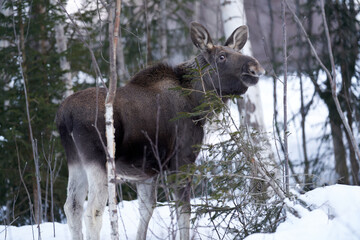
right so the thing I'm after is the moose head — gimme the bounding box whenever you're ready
[189,22,265,96]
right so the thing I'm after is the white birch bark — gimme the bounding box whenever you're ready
[52,0,73,97]
[220,0,280,197]
[160,0,167,61]
[105,104,118,240]
[116,30,129,82]
[220,0,266,135]
[55,23,73,98]
[105,1,121,239]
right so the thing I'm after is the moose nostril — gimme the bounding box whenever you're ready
[248,65,258,76]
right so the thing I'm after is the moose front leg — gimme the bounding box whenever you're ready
[173,179,192,240]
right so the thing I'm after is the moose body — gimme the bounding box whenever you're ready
[56,22,264,240]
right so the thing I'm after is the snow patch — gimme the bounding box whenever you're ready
[245,184,360,240]
[1,185,360,240]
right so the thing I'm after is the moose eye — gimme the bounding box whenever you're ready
[219,55,226,61]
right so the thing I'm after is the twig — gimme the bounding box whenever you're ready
[14,137,35,240]
[0,217,19,236]
[42,135,57,237]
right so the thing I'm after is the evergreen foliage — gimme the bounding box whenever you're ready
[0,0,68,225]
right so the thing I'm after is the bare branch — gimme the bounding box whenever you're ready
[281,0,290,196]
[285,0,360,171]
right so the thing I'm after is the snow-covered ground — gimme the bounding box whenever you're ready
[246,184,360,240]
[1,184,359,240]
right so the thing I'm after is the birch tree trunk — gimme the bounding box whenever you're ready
[144,0,152,65]
[50,0,72,96]
[116,29,129,82]
[105,1,122,239]
[159,0,167,61]
[220,0,280,198]
[55,23,73,97]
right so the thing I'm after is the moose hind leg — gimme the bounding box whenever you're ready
[64,164,89,240]
[84,164,108,240]
[173,181,191,240]
[136,177,157,240]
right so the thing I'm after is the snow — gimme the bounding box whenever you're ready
[245,184,360,240]
[1,184,360,240]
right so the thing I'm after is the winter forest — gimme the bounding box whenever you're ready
[1,0,360,239]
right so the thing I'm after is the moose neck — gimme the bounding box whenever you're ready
[174,54,226,125]
[175,54,215,105]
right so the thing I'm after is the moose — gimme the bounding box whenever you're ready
[56,22,264,240]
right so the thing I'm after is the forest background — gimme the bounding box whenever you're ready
[0,0,359,237]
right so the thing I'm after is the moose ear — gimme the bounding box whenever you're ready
[190,22,214,51]
[225,25,248,51]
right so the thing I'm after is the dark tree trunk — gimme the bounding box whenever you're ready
[32,175,41,224]
[330,119,349,184]
[341,66,359,185]
[300,76,312,189]
[344,117,359,185]
[316,74,350,185]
